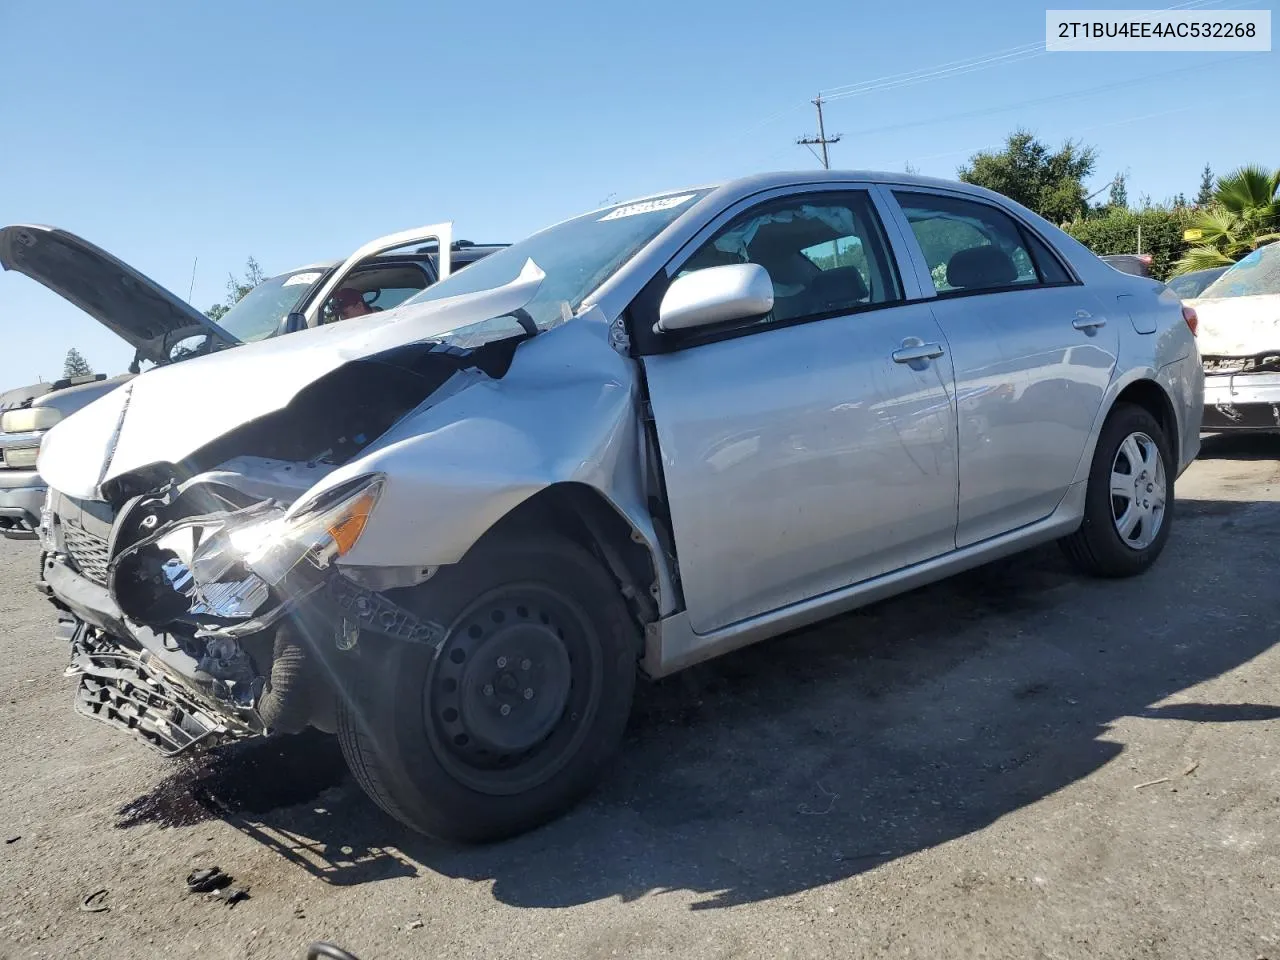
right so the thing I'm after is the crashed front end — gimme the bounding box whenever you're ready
[41,468,447,754]
[35,261,660,760]
[35,264,571,755]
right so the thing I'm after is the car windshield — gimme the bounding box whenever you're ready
[1167,268,1226,299]
[1199,244,1280,299]
[216,267,330,342]
[399,189,713,330]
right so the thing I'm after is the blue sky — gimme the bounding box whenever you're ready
[1,0,1275,382]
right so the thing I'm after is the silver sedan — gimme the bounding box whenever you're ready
[26,172,1203,842]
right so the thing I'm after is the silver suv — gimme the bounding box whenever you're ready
[22,172,1203,843]
[0,375,127,538]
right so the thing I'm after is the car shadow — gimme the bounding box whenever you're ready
[116,495,1280,908]
[1198,432,1280,461]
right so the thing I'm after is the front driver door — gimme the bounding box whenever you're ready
[639,187,960,635]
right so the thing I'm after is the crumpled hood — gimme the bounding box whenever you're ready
[38,261,545,500]
[1188,293,1280,357]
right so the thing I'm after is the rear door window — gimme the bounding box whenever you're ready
[893,192,1068,294]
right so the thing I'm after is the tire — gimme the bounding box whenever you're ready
[1060,402,1174,578]
[336,533,638,843]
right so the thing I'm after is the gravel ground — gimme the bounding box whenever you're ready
[1,434,1278,960]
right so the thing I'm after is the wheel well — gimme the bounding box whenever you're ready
[1114,379,1179,465]
[477,484,660,630]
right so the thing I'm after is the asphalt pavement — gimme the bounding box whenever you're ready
[1,434,1278,960]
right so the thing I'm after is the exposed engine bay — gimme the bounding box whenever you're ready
[43,334,528,753]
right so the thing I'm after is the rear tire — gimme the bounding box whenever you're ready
[336,533,638,843]
[1060,402,1174,578]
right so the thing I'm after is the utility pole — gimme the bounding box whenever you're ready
[797,94,841,169]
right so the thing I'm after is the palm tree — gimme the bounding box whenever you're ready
[1172,165,1280,274]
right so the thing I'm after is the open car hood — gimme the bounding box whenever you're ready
[38,260,546,500]
[1187,292,1280,358]
[0,224,239,365]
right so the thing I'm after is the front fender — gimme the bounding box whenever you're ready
[306,319,674,612]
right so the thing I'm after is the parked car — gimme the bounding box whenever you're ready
[1185,243,1280,431]
[1,375,122,538]
[1166,265,1228,301]
[0,223,504,535]
[20,172,1202,843]
[1100,253,1153,277]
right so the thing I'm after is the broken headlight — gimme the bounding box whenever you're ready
[195,475,385,589]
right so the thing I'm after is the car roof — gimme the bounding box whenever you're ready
[560,170,1049,238]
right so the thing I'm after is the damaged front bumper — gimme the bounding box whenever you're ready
[42,484,446,756]
[65,615,260,755]
[1202,370,1280,432]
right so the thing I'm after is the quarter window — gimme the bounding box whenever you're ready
[894,192,1067,294]
[677,192,902,326]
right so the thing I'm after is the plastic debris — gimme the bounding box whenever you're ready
[187,867,232,893]
[210,885,250,907]
[80,889,110,913]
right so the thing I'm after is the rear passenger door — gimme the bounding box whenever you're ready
[885,188,1118,547]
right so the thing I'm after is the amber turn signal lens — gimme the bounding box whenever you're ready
[1181,305,1198,337]
[326,488,379,556]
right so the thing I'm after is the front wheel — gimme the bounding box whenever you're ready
[1060,402,1174,577]
[336,534,638,843]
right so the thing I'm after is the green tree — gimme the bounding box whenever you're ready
[62,347,93,379]
[1196,163,1214,206]
[1108,172,1128,210]
[1173,165,1280,274]
[958,130,1097,224]
[205,256,266,321]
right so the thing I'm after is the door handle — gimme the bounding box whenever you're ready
[891,341,945,364]
[1072,311,1107,331]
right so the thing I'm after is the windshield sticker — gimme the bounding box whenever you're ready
[598,194,697,221]
[283,271,322,286]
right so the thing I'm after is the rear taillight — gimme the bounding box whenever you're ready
[1182,305,1198,336]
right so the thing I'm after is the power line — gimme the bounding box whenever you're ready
[796,94,841,169]
[836,52,1251,143]
[792,0,1238,166]
[814,0,1225,106]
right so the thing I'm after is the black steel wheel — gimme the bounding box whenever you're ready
[337,532,638,842]
[425,585,602,795]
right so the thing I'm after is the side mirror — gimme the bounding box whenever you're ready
[284,311,306,334]
[657,263,774,333]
